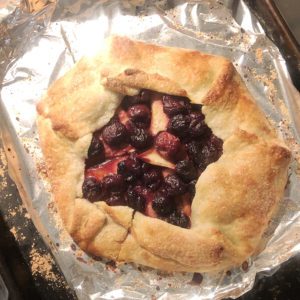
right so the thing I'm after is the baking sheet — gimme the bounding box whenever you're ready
[1,0,300,299]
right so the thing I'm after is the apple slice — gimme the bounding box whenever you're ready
[138,148,175,169]
[150,98,169,135]
[85,156,127,181]
[102,139,134,159]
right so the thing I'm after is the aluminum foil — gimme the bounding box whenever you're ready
[1,0,300,299]
[0,1,19,21]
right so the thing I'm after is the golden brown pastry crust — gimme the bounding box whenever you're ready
[36,36,291,272]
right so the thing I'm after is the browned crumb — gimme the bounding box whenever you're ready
[7,204,30,221]
[255,48,263,64]
[105,260,117,272]
[76,257,88,264]
[10,226,26,241]
[0,148,8,191]
[29,245,69,289]
[24,212,31,219]
[241,261,249,272]
[36,161,48,178]
[73,248,87,265]
[29,245,57,282]
[9,209,17,217]
[189,272,203,285]
[47,201,57,214]
[251,68,278,103]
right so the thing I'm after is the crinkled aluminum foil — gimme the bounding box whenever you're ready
[1,1,300,299]
[0,1,19,21]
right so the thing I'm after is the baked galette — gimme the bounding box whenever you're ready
[37,36,291,272]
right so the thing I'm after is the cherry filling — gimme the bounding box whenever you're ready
[83,90,223,229]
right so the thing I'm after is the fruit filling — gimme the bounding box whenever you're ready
[82,90,223,228]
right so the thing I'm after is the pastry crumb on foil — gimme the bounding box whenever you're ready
[0,0,300,299]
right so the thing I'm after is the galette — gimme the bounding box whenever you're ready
[37,36,291,272]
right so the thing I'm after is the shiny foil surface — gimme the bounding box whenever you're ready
[0,1,300,299]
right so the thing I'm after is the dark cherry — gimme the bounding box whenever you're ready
[152,194,175,216]
[143,167,163,191]
[187,180,197,198]
[126,185,146,212]
[88,134,104,157]
[162,95,190,116]
[102,119,128,147]
[130,130,152,149]
[127,122,153,150]
[102,174,125,194]
[155,131,181,161]
[125,120,137,133]
[186,135,223,170]
[166,211,191,228]
[82,177,102,202]
[164,174,187,196]
[191,103,203,112]
[128,104,151,125]
[141,161,151,172]
[106,194,127,206]
[175,160,198,183]
[197,135,223,170]
[185,140,203,168]
[121,90,151,110]
[117,153,143,183]
[167,114,191,138]
[85,135,105,167]
[189,112,209,138]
